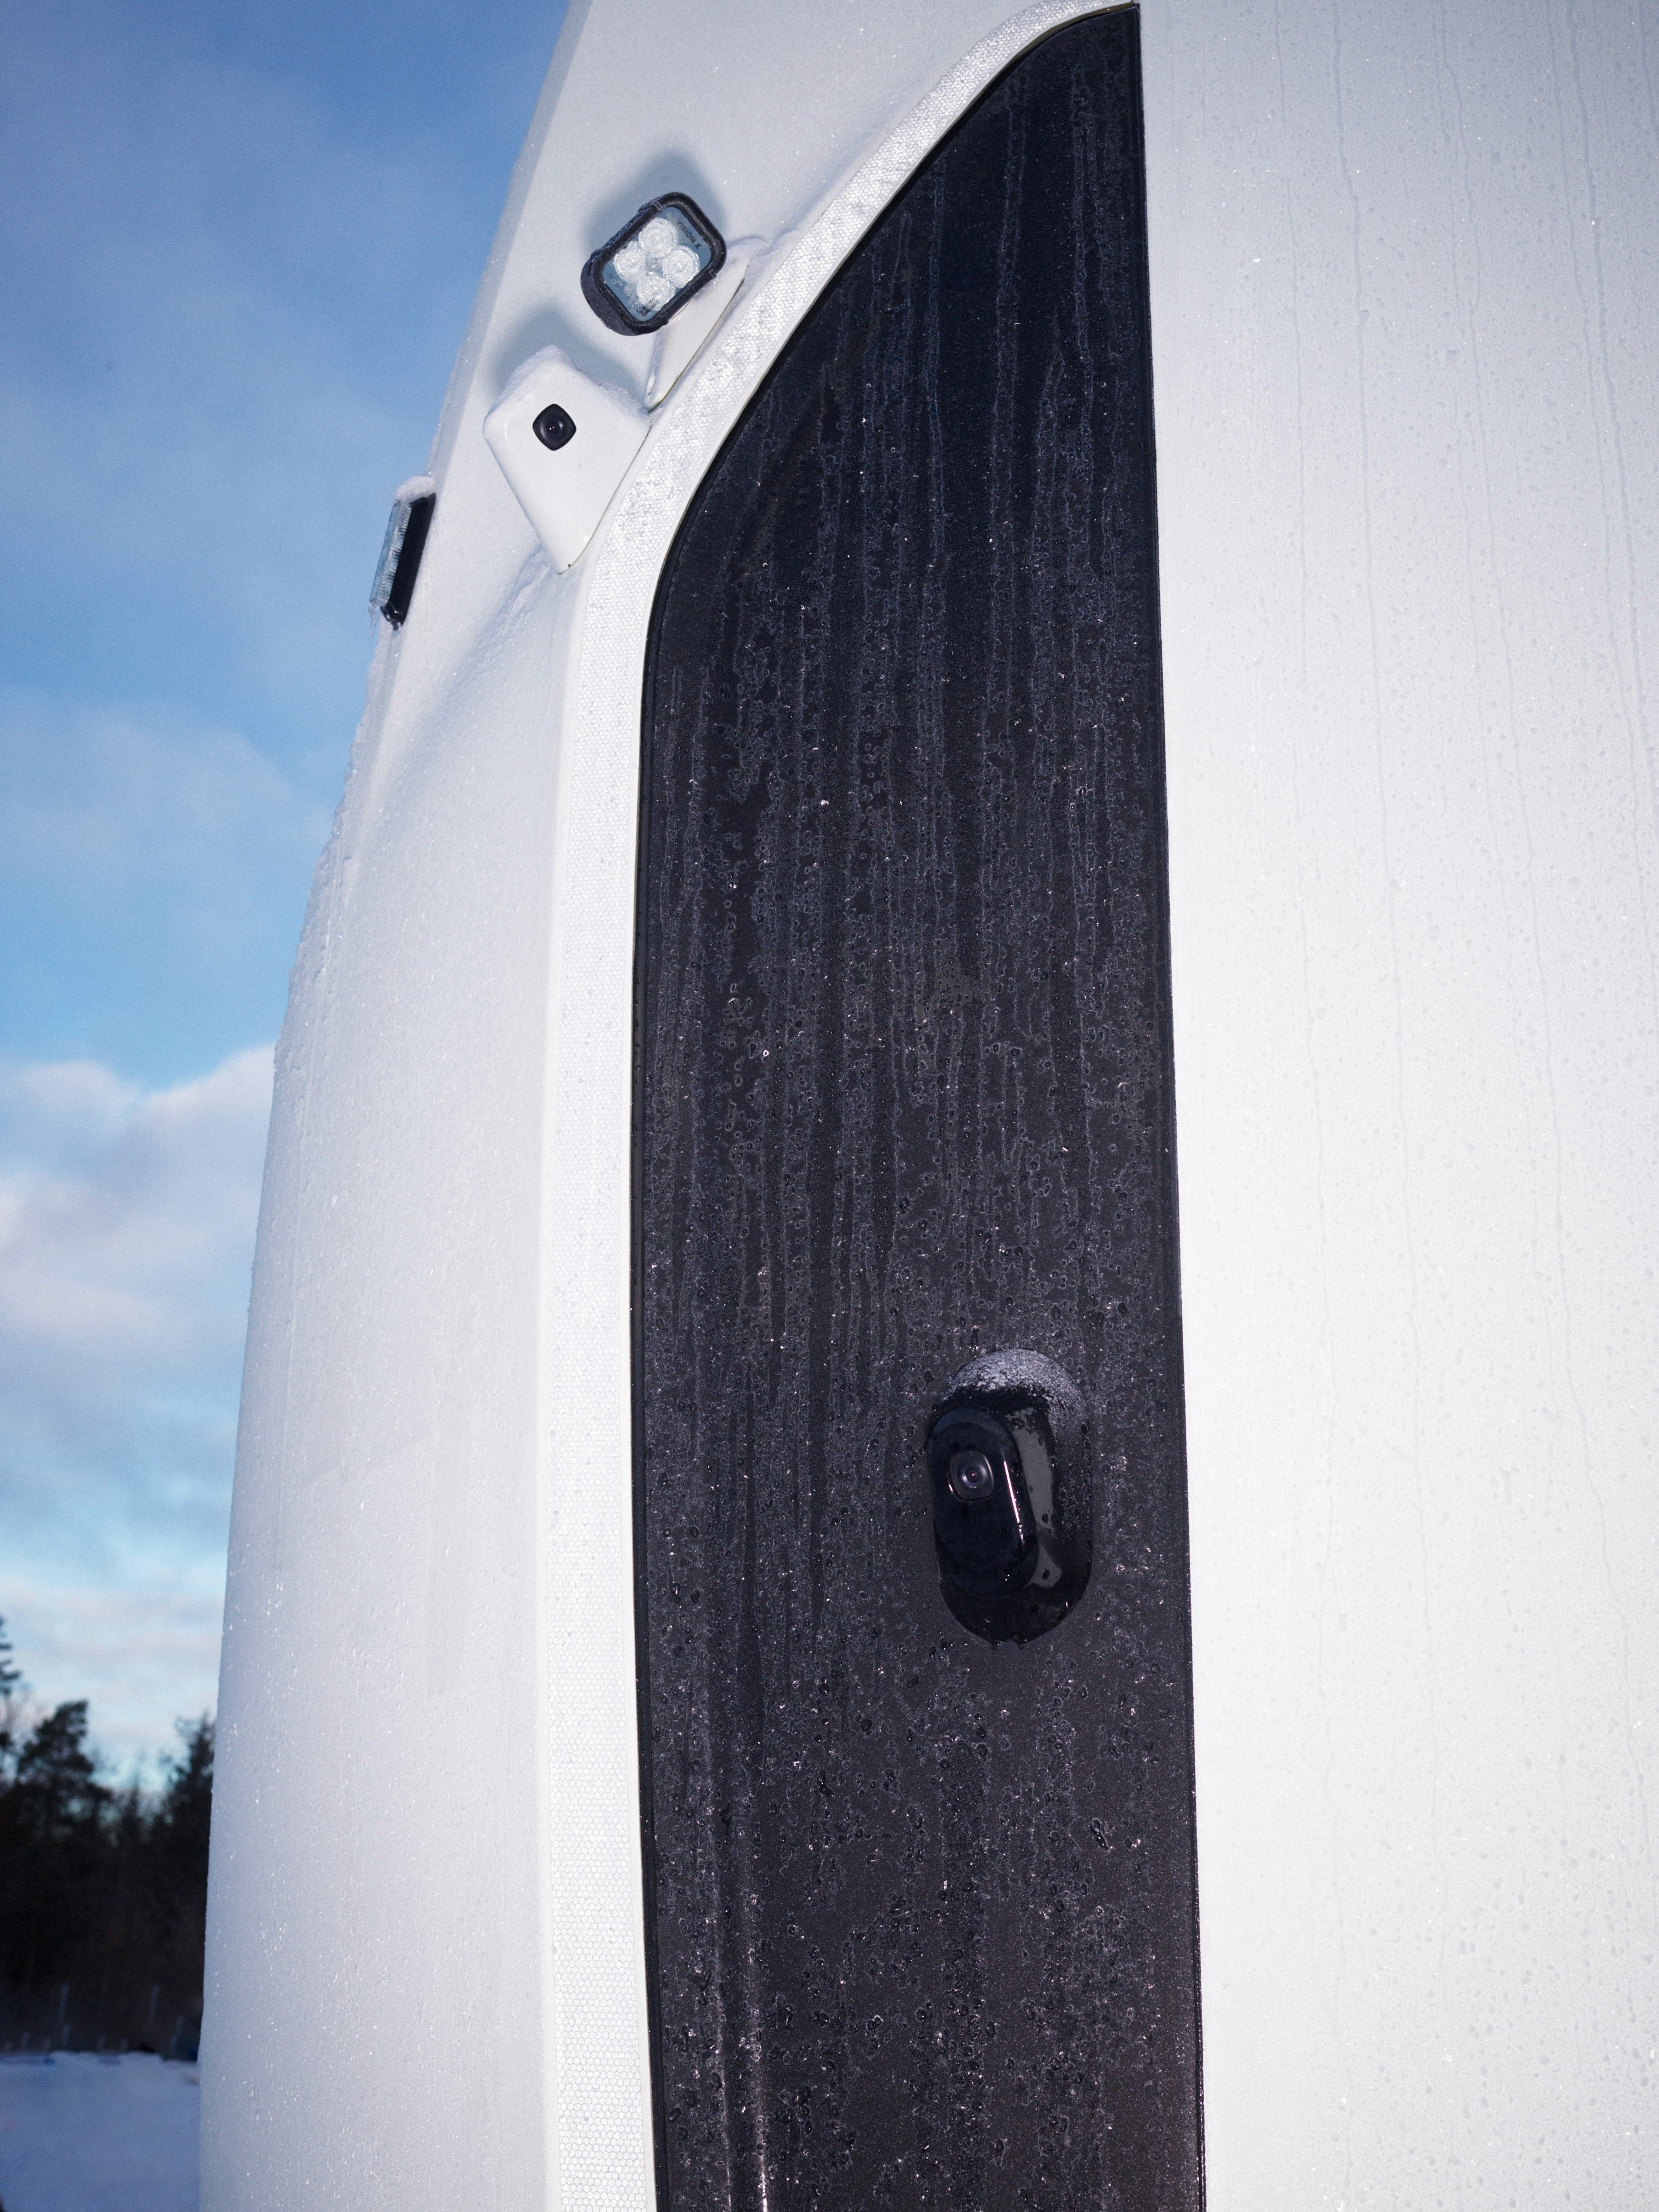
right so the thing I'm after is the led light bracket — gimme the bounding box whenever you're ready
[581,193,726,337]
[645,241,754,408]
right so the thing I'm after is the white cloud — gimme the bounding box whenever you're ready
[0,1583,224,1781]
[0,1047,270,1361]
[0,1045,272,1763]
[0,694,329,898]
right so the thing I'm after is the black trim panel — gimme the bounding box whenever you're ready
[634,15,1201,2206]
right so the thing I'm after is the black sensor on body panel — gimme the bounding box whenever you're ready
[927,1350,1092,1643]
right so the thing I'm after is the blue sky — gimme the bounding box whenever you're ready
[1,0,563,1770]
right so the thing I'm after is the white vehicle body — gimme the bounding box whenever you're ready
[204,0,1659,2203]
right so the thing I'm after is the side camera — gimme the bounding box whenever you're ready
[924,1351,1091,1645]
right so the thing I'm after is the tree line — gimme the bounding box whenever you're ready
[0,1615,211,2060]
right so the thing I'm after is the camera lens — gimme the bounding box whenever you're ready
[947,1448,996,1504]
[532,403,577,451]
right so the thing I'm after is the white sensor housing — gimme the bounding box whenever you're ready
[483,346,648,572]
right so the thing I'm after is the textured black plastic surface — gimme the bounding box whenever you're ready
[635,13,1200,2208]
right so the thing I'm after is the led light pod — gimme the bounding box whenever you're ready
[370,478,435,627]
[581,193,726,336]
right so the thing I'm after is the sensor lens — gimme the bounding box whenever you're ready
[533,403,576,451]
[947,1448,997,1504]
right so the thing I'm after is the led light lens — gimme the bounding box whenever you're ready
[370,483,435,628]
[582,194,726,336]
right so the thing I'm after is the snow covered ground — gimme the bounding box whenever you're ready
[0,2053,198,2212]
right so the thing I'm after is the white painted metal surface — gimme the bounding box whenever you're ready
[1153,1,1659,2198]
[204,0,1659,2204]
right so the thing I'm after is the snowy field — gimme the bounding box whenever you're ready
[0,2053,198,2212]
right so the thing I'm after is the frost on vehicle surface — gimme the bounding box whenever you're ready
[204,0,1659,2203]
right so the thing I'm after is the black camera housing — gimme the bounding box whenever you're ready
[925,1351,1092,1645]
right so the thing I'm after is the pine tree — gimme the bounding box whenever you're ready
[0,1631,214,2052]
[0,1701,111,2002]
[0,1615,21,1775]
